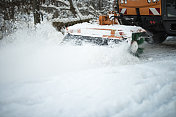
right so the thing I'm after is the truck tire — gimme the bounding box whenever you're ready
[152,32,167,44]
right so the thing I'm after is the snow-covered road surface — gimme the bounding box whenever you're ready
[0,22,176,117]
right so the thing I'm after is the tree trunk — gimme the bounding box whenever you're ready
[68,0,76,16]
[33,0,40,25]
[98,0,102,11]
[115,0,119,12]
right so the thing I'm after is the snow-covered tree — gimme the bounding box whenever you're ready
[0,0,116,37]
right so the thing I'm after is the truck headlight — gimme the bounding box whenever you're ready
[148,0,151,3]
[121,0,124,4]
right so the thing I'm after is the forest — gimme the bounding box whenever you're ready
[0,0,114,38]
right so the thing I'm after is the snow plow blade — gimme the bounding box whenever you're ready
[62,21,149,55]
[63,32,146,56]
[63,34,110,45]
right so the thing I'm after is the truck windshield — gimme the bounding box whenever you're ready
[167,0,176,17]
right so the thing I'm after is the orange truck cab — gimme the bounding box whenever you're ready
[115,0,176,43]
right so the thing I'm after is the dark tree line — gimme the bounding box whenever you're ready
[0,0,115,38]
[0,0,115,23]
[0,0,32,20]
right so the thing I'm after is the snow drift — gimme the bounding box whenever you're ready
[0,21,175,117]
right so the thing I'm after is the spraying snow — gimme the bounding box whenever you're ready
[0,22,175,117]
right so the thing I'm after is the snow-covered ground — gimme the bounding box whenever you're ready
[0,22,176,117]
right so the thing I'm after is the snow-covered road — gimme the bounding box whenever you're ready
[0,22,176,117]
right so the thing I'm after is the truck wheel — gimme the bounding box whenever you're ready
[152,32,167,44]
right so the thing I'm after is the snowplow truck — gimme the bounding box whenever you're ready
[115,0,176,43]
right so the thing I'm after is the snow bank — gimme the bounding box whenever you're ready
[0,22,175,117]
